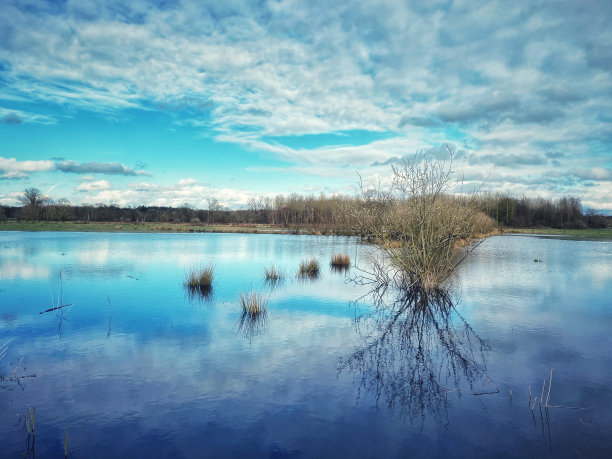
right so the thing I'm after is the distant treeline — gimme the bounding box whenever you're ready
[478,193,609,229]
[1,187,610,230]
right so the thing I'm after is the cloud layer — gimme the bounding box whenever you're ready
[0,0,611,210]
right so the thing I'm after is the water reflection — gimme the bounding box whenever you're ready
[0,262,50,280]
[236,308,269,343]
[339,287,497,422]
[184,285,214,305]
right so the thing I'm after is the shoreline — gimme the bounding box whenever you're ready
[0,220,349,236]
[1,221,610,239]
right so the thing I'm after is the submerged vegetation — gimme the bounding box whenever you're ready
[297,258,320,279]
[184,263,214,294]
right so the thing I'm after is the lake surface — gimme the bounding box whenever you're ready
[1,232,611,458]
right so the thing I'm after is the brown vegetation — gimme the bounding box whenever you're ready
[297,258,320,278]
[351,148,496,292]
[330,253,351,269]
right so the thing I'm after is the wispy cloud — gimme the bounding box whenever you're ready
[0,0,611,209]
[0,107,55,125]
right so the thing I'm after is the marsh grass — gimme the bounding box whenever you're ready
[297,258,320,279]
[239,290,268,316]
[264,265,284,282]
[184,262,214,292]
[330,253,351,271]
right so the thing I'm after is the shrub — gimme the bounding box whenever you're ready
[353,147,494,292]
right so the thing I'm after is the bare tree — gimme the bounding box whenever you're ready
[18,187,48,220]
[207,197,221,224]
[18,187,44,207]
[353,147,495,292]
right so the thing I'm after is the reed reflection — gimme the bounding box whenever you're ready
[339,287,497,422]
[236,291,269,343]
[236,308,269,343]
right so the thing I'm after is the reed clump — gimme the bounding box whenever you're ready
[330,253,351,269]
[264,265,283,282]
[184,262,214,292]
[297,258,320,278]
[239,290,268,317]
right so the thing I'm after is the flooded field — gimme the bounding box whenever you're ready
[1,232,611,457]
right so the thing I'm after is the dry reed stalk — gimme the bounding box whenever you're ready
[546,368,553,407]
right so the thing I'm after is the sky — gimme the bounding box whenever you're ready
[0,0,611,212]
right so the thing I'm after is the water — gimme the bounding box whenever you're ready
[0,232,611,458]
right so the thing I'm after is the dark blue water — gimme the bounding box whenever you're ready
[1,232,611,458]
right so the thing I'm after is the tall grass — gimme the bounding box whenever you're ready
[330,253,351,270]
[297,258,320,278]
[264,265,283,282]
[239,290,268,317]
[184,262,214,292]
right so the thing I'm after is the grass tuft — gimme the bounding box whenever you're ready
[297,257,320,278]
[239,290,268,316]
[330,253,351,270]
[184,262,214,292]
[264,265,283,282]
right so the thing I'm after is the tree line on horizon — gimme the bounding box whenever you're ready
[0,186,609,230]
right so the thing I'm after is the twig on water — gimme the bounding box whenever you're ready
[471,361,499,395]
[39,304,72,315]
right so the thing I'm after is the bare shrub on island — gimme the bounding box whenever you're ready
[352,147,495,293]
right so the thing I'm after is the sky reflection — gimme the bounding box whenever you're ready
[1,232,611,457]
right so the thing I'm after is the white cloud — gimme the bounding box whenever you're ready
[0,157,55,179]
[77,178,265,209]
[76,179,112,192]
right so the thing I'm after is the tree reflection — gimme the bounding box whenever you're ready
[338,287,497,422]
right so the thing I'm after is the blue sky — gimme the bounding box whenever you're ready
[1,0,611,212]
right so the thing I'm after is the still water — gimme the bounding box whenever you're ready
[0,232,611,458]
